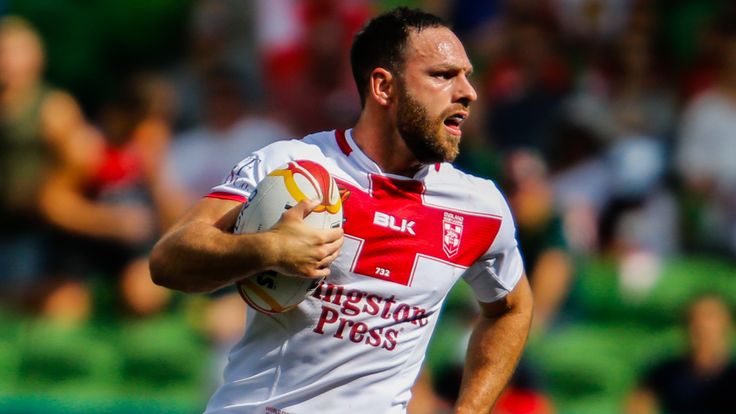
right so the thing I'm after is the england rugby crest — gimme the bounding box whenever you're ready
[442,212,464,258]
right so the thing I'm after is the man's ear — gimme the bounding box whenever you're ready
[368,68,394,106]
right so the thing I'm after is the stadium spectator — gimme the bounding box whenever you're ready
[165,67,291,203]
[676,22,736,257]
[167,0,258,132]
[483,14,570,153]
[504,150,573,332]
[551,0,634,47]
[678,13,726,101]
[625,294,736,414]
[566,29,675,150]
[553,23,678,258]
[563,25,678,302]
[0,18,171,321]
[0,16,104,323]
[256,0,372,134]
[89,73,178,317]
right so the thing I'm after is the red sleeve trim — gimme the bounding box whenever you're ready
[206,191,247,203]
[335,129,353,156]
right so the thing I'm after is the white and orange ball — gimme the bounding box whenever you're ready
[234,160,343,314]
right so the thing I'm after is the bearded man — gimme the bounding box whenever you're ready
[150,7,532,414]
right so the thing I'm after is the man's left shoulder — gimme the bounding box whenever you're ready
[432,163,501,190]
[427,163,508,216]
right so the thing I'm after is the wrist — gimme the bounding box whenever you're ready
[258,231,282,271]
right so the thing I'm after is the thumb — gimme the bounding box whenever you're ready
[291,198,320,218]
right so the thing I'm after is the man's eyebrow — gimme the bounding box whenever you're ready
[430,64,474,74]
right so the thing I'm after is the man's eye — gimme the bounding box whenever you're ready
[433,72,453,79]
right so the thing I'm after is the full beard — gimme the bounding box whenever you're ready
[396,89,460,164]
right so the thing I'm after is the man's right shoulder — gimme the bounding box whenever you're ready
[228,130,340,181]
[255,130,337,163]
[212,130,339,201]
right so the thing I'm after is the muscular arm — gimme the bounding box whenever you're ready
[530,249,573,331]
[454,275,533,414]
[149,197,343,293]
[36,91,161,243]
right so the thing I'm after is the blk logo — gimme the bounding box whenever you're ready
[373,212,416,236]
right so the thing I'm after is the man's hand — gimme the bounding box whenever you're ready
[267,199,344,279]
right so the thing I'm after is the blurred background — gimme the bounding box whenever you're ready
[1,0,735,413]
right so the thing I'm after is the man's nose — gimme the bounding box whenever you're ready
[455,75,477,105]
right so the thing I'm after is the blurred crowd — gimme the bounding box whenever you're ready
[1,1,735,413]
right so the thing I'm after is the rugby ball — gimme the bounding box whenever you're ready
[234,160,343,314]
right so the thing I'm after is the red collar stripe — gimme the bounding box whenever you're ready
[335,129,352,156]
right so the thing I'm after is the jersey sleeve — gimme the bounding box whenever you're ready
[207,154,264,203]
[462,189,525,303]
[207,140,301,203]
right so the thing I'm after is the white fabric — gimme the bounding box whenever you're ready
[205,129,524,414]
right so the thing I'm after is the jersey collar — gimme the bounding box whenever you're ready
[336,129,435,181]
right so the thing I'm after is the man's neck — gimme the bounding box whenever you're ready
[351,111,423,177]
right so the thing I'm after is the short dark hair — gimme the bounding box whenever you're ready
[350,7,448,106]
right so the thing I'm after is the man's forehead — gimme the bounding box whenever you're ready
[404,27,471,68]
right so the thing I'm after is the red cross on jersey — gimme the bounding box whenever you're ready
[337,174,502,287]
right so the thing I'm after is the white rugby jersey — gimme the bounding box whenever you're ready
[204,129,524,414]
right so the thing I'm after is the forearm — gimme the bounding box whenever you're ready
[39,174,148,241]
[149,197,343,294]
[454,290,532,413]
[149,219,276,293]
[41,186,114,237]
[530,249,573,330]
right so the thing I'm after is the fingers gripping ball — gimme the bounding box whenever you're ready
[234,160,343,314]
